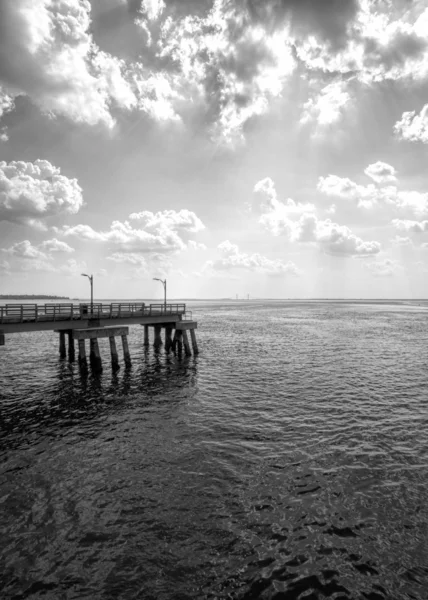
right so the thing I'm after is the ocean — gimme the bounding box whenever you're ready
[0,300,427,599]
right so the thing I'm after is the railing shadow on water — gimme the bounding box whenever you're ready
[0,351,199,456]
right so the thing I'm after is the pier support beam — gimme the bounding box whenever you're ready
[182,330,192,356]
[109,336,120,371]
[165,327,173,352]
[190,329,199,355]
[68,332,75,362]
[121,334,131,367]
[153,325,162,349]
[59,331,66,358]
[144,325,149,347]
[90,338,102,372]
[78,339,87,368]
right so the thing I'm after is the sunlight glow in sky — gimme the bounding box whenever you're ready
[1,0,428,298]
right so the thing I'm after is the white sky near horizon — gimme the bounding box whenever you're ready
[0,0,428,300]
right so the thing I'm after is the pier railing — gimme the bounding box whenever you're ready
[0,303,186,324]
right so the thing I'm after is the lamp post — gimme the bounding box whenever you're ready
[153,278,166,312]
[81,273,93,315]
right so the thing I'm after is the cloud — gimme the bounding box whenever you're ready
[204,240,302,276]
[364,161,397,184]
[391,235,413,247]
[318,167,428,216]
[295,2,428,87]
[244,0,359,47]
[300,80,351,127]
[107,252,148,265]
[140,0,165,21]
[392,219,428,233]
[253,177,315,234]
[363,259,399,277]
[0,160,83,227]
[129,209,205,232]
[156,0,296,144]
[2,240,48,260]
[394,104,428,144]
[290,213,381,256]
[59,208,205,254]
[40,238,75,253]
[253,176,381,256]
[0,0,138,129]
[187,240,207,251]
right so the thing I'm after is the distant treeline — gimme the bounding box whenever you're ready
[0,295,70,300]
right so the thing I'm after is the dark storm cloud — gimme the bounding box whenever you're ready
[240,0,360,46]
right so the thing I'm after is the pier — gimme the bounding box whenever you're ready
[0,303,198,371]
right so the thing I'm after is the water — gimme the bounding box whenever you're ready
[0,300,427,599]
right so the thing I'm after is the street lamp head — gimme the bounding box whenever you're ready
[81,273,88,277]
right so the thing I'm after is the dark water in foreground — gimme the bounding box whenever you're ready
[0,301,427,600]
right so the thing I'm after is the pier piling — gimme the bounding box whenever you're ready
[121,334,131,367]
[90,338,102,372]
[165,327,173,352]
[109,336,120,371]
[144,325,149,347]
[59,332,66,358]
[78,339,87,367]
[182,330,192,356]
[176,330,183,354]
[154,325,162,349]
[67,332,75,362]
[190,329,199,355]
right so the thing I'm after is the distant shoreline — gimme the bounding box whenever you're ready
[0,295,70,300]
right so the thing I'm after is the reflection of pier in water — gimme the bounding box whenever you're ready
[0,303,198,371]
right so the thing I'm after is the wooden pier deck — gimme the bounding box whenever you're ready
[0,303,199,369]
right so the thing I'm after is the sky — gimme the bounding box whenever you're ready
[1,0,428,300]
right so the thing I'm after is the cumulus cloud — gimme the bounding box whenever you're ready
[391,235,413,246]
[40,238,75,253]
[392,219,428,233]
[204,240,302,276]
[363,259,399,277]
[107,252,148,266]
[364,161,397,184]
[253,177,315,234]
[394,104,428,144]
[2,240,49,260]
[0,86,15,141]
[318,167,428,216]
[187,240,207,251]
[253,176,381,256]
[290,213,381,256]
[140,0,165,21]
[0,0,139,129]
[0,160,83,227]
[155,0,296,144]
[58,209,205,254]
[300,80,351,127]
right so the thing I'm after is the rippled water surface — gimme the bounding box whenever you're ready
[1,300,428,600]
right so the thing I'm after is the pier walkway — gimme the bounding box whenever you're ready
[0,303,198,370]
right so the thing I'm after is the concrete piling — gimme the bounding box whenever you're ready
[154,325,162,349]
[67,332,75,362]
[59,331,66,358]
[78,339,87,367]
[176,330,183,354]
[190,329,199,355]
[0,332,5,346]
[121,334,131,367]
[165,327,173,352]
[109,336,120,371]
[90,338,102,372]
[182,330,192,356]
[144,325,149,347]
